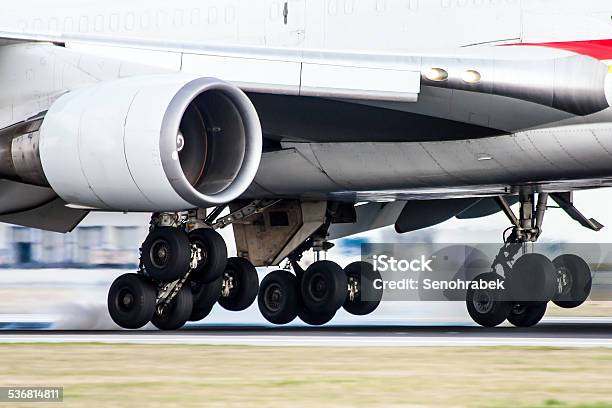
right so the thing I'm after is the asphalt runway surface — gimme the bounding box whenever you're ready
[2,319,612,347]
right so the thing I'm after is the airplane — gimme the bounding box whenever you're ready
[0,0,610,329]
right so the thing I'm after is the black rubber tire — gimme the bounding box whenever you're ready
[189,302,215,322]
[188,228,228,284]
[108,274,157,329]
[151,285,193,331]
[218,257,260,312]
[507,253,557,303]
[342,262,383,316]
[141,227,191,282]
[189,275,223,321]
[507,302,548,327]
[553,254,592,309]
[298,307,335,326]
[300,261,347,314]
[258,270,299,325]
[466,272,512,327]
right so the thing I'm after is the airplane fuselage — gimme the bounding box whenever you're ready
[2,0,611,51]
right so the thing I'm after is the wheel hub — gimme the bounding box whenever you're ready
[309,273,328,301]
[150,239,171,268]
[511,303,526,316]
[473,291,494,314]
[117,288,136,313]
[264,283,283,312]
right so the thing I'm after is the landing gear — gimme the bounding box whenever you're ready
[507,302,547,327]
[258,259,382,326]
[108,210,232,330]
[218,257,260,312]
[552,254,592,309]
[107,273,157,329]
[466,272,512,328]
[464,191,596,328]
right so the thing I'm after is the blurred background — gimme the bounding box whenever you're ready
[2,189,612,330]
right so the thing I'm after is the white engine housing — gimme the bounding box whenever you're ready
[39,75,262,211]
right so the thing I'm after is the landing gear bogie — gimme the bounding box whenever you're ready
[258,260,382,326]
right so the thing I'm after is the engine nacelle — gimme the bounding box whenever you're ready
[36,75,262,211]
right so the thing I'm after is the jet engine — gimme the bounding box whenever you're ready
[0,75,262,211]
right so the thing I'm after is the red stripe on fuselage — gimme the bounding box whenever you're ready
[510,39,612,60]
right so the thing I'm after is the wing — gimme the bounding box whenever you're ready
[0,30,611,234]
[0,30,609,117]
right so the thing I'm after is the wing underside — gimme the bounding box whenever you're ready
[0,30,609,116]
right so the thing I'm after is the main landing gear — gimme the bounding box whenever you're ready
[465,192,595,328]
[256,217,383,326]
[258,260,383,326]
[107,211,259,330]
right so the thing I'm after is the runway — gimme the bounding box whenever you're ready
[2,319,612,347]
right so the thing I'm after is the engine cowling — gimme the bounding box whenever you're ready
[35,75,262,211]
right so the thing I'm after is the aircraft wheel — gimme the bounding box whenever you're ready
[152,285,193,331]
[188,228,228,283]
[219,257,260,312]
[553,254,592,309]
[507,302,547,327]
[108,273,156,329]
[343,262,382,316]
[507,253,557,303]
[258,270,299,325]
[189,275,223,321]
[298,307,335,326]
[141,227,191,282]
[300,261,347,314]
[466,272,511,327]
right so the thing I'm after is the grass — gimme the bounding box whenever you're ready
[1,344,612,407]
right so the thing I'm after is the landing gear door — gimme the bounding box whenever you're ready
[265,0,306,47]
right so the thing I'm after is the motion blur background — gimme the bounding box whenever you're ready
[2,189,612,330]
